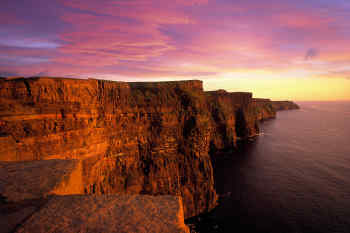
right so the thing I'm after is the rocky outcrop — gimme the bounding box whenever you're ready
[0,160,83,202]
[271,101,300,111]
[15,195,189,233]
[0,160,189,233]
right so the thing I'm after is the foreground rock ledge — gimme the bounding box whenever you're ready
[14,195,189,233]
[0,160,189,233]
[0,160,82,202]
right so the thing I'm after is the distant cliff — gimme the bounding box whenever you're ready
[252,98,300,120]
[206,90,259,150]
[0,77,299,220]
[252,98,276,121]
[271,101,300,111]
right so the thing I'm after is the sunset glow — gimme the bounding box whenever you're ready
[1,0,350,100]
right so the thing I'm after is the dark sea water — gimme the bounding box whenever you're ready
[190,101,350,233]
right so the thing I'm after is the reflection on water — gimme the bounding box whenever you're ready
[187,102,350,233]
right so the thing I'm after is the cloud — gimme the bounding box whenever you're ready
[34,71,50,76]
[305,48,319,60]
[0,38,60,49]
[0,71,19,77]
[174,0,208,6]
[0,55,50,65]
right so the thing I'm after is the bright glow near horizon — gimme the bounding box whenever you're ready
[204,76,350,101]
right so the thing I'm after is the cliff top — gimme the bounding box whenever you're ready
[206,89,252,95]
[128,80,203,91]
[0,77,204,92]
[253,98,271,102]
[272,100,298,103]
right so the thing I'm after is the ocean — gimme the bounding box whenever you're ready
[189,101,350,233]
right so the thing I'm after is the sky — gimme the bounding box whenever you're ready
[1,0,350,100]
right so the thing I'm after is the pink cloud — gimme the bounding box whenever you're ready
[0,12,26,25]
[275,13,333,29]
[57,13,175,67]
[61,0,199,24]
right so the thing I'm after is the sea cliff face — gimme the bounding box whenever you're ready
[206,90,259,151]
[0,77,299,220]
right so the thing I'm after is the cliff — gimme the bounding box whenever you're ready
[271,101,300,111]
[252,98,277,121]
[252,98,300,120]
[0,77,219,218]
[0,77,299,228]
[206,90,259,151]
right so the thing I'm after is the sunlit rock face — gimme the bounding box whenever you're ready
[0,77,288,218]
